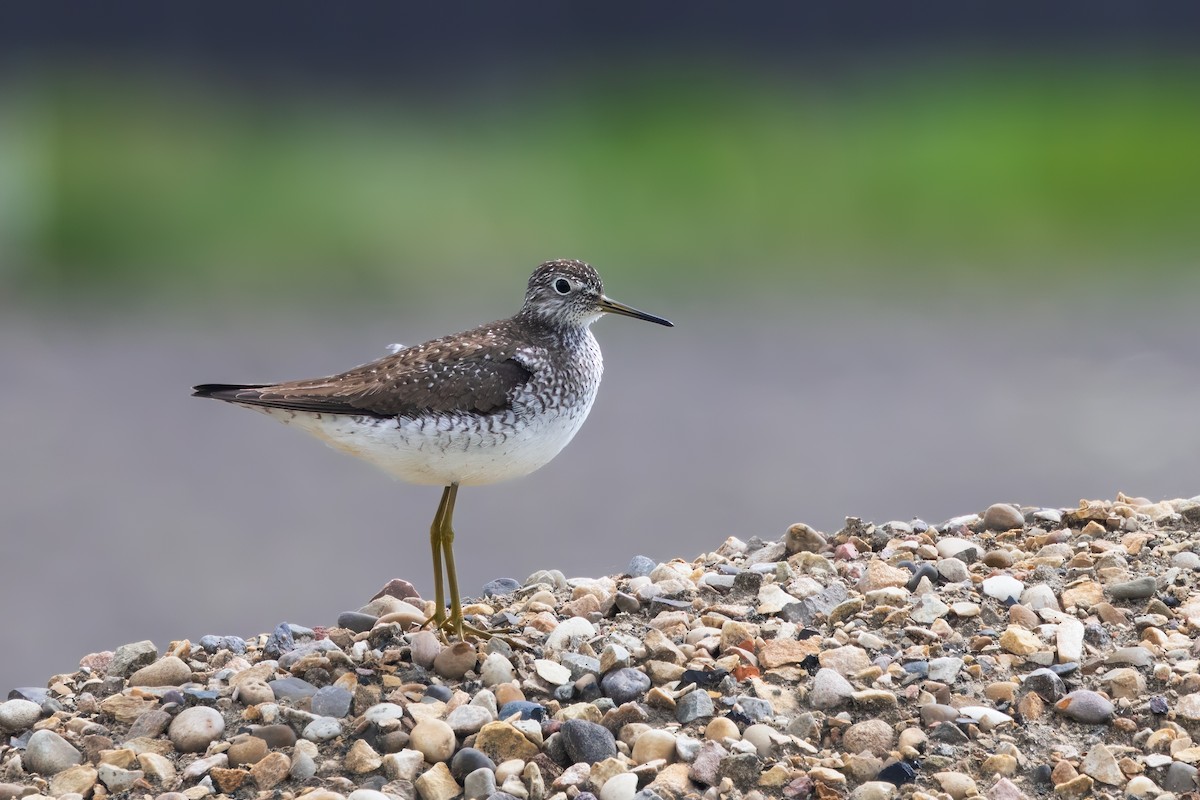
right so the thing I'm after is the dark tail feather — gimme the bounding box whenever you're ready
[192,383,269,401]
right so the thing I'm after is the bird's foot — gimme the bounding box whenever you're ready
[420,613,522,646]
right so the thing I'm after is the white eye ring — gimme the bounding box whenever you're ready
[553,278,572,295]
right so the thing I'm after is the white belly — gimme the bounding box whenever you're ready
[250,395,596,487]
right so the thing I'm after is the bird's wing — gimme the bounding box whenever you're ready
[193,323,537,418]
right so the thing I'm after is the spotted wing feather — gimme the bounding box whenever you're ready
[193,322,535,418]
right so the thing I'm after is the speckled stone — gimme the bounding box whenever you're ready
[560,719,617,765]
[168,706,225,753]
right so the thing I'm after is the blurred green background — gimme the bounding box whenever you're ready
[3,4,1199,692]
[5,58,1199,305]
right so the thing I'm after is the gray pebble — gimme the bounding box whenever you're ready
[627,555,657,578]
[1164,762,1199,793]
[463,766,498,800]
[109,640,157,677]
[935,558,969,583]
[450,747,496,781]
[263,622,295,658]
[676,689,715,724]
[1023,668,1066,702]
[24,729,82,775]
[561,719,617,764]
[736,696,773,721]
[0,699,41,733]
[268,676,319,702]
[601,668,651,704]
[310,685,353,718]
[277,639,343,670]
[482,577,521,597]
[809,668,854,709]
[1106,576,1156,600]
[560,653,602,681]
[1055,690,1114,724]
[302,716,343,742]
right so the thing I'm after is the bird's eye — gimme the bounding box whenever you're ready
[554,278,572,294]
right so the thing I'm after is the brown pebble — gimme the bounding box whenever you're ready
[248,724,297,749]
[433,641,478,679]
[1051,761,1078,786]
[226,734,268,767]
[209,767,250,793]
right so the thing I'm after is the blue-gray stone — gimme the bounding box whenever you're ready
[560,719,617,765]
[676,689,715,723]
[626,555,657,578]
[482,578,521,597]
[736,696,773,721]
[8,688,50,705]
[199,635,247,654]
[310,686,353,718]
[449,747,496,781]
[268,676,319,702]
[263,623,295,658]
[1164,762,1199,793]
[1023,668,1066,702]
[180,688,218,704]
[424,685,452,702]
[498,701,545,721]
[601,668,651,704]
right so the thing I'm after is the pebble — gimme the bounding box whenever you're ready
[1055,690,1115,724]
[446,703,494,734]
[1106,575,1156,599]
[449,747,495,781]
[128,655,191,687]
[843,719,894,757]
[982,503,1025,531]
[600,772,638,800]
[302,716,343,742]
[0,699,41,733]
[24,729,83,775]
[982,575,1025,603]
[311,685,353,718]
[675,689,715,723]
[268,675,319,702]
[168,706,224,752]
[464,766,498,799]
[434,641,479,678]
[601,667,651,703]
[809,667,855,709]
[411,718,456,763]
[108,640,158,676]
[561,719,617,764]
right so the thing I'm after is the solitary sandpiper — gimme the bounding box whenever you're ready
[194,259,672,640]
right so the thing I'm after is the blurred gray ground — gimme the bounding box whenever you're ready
[2,290,1198,691]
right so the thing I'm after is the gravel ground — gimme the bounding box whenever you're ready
[3,493,1200,800]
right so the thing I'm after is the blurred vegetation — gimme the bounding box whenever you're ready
[3,59,1198,304]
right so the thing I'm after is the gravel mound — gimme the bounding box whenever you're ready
[3,493,1200,800]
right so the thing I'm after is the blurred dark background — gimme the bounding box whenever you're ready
[2,3,1198,691]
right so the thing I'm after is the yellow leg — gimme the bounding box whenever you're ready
[440,484,465,640]
[422,484,519,644]
[423,486,453,630]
